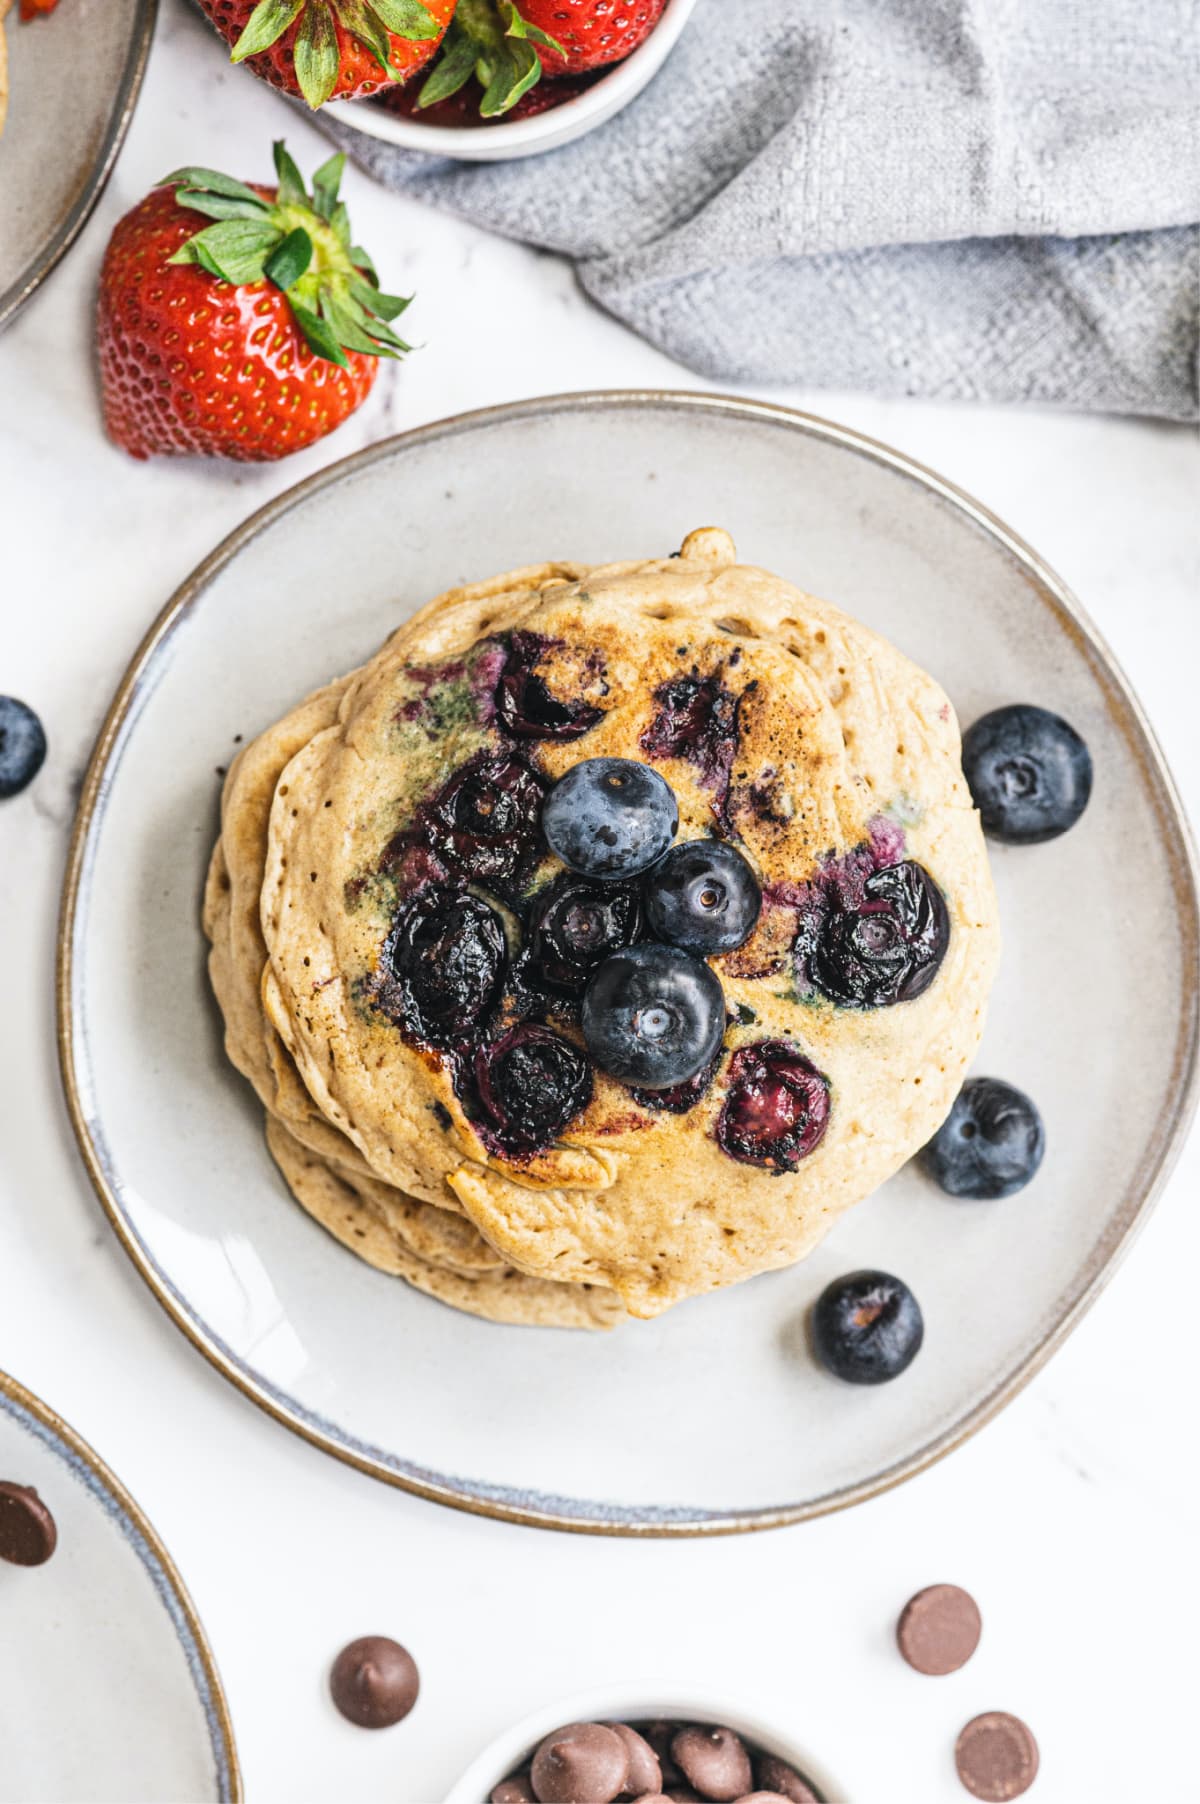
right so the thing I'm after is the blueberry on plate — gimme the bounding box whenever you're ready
[542,758,678,880]
[961,704,1092,844]
[0,697,47,799]
[582,943,725,1088]
[921,1076,1045,1199]
[644,838,762,954]
[812,1270,924,1385]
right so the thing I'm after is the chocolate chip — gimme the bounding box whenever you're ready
[638,1723,685,1786]
[0,1483,57,1566]
[610,1723,662,1795]
[733,1794,795,1803]
[671,1727,753,1801]
[329,1636,419,1729]
[898,1584,983,1676]
[531,1723,629,1804]
[955,1713,1039,1801]
[756,1757,821,1804]
[491,1778,535,1804]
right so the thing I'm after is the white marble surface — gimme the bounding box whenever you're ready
[1,5,1198,1800]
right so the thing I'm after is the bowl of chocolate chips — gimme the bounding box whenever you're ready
[444,1688,843,1804]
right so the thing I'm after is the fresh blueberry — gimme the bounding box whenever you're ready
[525,874,642,994]
[812,1270,924,1385]
[810,860,949,1008]
[542,758,678,880]
[582,943,725,1088]
[379,887,507,1049]
[962,704,1092,844]
[716,1040,831,1170]
[0,697,47,799]
[472,1023,593,1154]
[495,631,604,741]
[921,1077,1045,1199]
[644,839,762,954]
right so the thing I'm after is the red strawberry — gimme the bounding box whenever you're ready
[97,143,411,462]
[517,0,666,74]
[197,0,456,108]
[374,64,594,122]
[19,0,62,19]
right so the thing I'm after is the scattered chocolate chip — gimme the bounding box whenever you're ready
[611,1723,662,1795]
[531,1723,629,1804]
[756,1757,821,1803]
[329,1636,419,1729]
[491,1778,535,1804]
[672,1726,753,1801]
[955,1713,1039,1801]
[898,1583,983,1676]
[0,1482,57,1566]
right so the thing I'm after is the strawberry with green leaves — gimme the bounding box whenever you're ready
[97,143,410,462]
[516,0,666,74]
[198,0,456,109]
[412,0,563,117]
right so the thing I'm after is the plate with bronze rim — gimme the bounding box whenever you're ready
[0,1367,240,1800]
[0,0,156,334]
[57,391,1200,1535]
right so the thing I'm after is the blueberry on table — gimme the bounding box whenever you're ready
[582,943,725,1088]
[644,839,762,954]
[812,1270,924,1384]
[921,1077,1045,1199]
[0,697,47,798]
[811,860,949,1007]
[962,704,1092,843]
[542,758,678,879]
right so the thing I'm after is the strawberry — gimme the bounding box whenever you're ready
[376,61,593,122]
[97,143,411,462]
[517,0,666,74]
[407,0,565,116]
[19,1,62,19]
[197,0,456,109]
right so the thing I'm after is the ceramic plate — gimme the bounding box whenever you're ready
[0,1370,239,1800]
[59,393,1199,1535]
[0,0,156,333]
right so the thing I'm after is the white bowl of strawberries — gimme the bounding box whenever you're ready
[323,0,700,161]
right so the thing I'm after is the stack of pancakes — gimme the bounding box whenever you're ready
[204,528,998,1328]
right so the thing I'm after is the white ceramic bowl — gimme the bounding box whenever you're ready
[324,0,699,161]
[443,1686,846,1803]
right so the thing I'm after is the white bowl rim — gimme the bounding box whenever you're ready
[324,0,699,158]
[442,1683,848,1803]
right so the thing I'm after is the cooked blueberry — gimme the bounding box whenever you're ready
[582,943,724,1088]
[526,874,642,994]
[496,632,603,741]
[380,887,506,1048]
[630,1049,721,1114]
[644,839,762,954]
[962,704,1092,844]
[473,1024,593,1154]
[716,1040,830,1170]
[810,860,949,1008]
[0,697,47,799]
[812,1270,924,1384]
[424,749,547,890]
[921,1077,1045,1199]
[542,758,678,880]
[640,673,740,792]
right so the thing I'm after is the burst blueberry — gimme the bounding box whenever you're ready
[812,1270,924,1384]
[0,697,47,799]
[473,1024,593,1155]
[921,1077,1045,1199]
[961,703,1092,844]
[644,839,762,955]
[526,874,642,994]
[582,943,725,1088]
[380,887,506,1049]
[495,631,604,741]
[542,758,678,880]
[424,748,546,890]
[715,1040,830,1170]
[810,860,949,1008]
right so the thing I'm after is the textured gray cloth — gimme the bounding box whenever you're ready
[319,0,1200,419]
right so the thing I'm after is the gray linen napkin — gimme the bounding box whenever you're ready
[317,0,1200,419]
